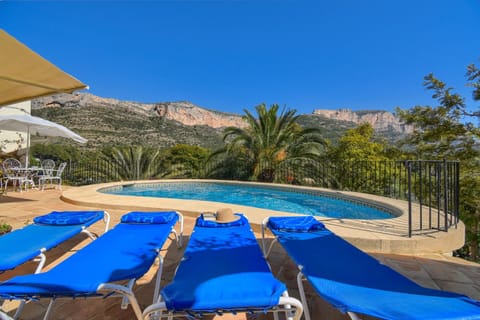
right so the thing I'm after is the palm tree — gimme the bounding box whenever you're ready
[99,145,164,181]
[210,103,326,182]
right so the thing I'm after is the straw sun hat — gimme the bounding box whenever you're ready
[215,207,239,223]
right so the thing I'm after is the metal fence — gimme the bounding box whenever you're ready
[63,159,459,237]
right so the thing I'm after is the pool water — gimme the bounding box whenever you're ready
[102,182,393,219]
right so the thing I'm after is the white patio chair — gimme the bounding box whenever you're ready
[39,162,67,190]
[40,159,55,176]
[2,158,29,192]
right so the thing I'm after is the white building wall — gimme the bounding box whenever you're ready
[0,101,30,154]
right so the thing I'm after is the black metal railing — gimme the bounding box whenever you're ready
[62,159,459,237]
[405,160,460,237]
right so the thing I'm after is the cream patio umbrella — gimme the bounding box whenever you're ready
[0,114,87,167]
[0,29,88,107]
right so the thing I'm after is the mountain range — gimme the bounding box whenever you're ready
[31,93,411,150]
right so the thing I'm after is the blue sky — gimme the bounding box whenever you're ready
[1,0,479,115]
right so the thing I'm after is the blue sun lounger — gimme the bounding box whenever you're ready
[0,211,183,320]
[143,213,303,320]
[263,216,480,320]
[0,210,110,274]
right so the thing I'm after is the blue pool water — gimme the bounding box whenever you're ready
[102,182,394,219]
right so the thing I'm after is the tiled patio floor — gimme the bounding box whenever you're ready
[1,187,479,319]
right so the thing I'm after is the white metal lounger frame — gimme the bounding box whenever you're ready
[1,211,111,320]
[42,213,183,320]
[261,217,362,320]
[3,213,183,320]
[143,215,302,320]
[142,292,303,320]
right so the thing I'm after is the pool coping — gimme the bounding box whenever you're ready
[61,179,466,255]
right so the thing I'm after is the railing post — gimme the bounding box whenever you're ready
[429,162,434,229]
[455,161,460,228]
[407,161,412,238]
[443,159,449,231]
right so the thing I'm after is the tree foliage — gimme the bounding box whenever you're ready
[327,123,389,162]
[325,123,394,192]
[396,64,480,261]
[159,144,211,178]
[30,143,84,164]
[397,73,479,161]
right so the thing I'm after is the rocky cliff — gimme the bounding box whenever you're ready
[313,108,412,134]
[33,93,245,129]
[153,102,246,128]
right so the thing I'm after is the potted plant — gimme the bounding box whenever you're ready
[0,221,12,235]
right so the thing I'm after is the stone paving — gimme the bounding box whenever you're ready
[0,187,479,319]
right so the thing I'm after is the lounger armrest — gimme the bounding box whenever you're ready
[97,282,143,320]
[0,311,14,320]
[166,212,184,248]
[279,296,304,320]
[261,217,278,258]
[177,212,183,248]
[103,211,111,233]
[261,217,270,254]
[142,301,167,320]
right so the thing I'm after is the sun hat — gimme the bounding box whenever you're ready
[215,207,240,223]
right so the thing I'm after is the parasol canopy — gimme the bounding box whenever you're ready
[0,29,87,107]
[0,114,87,167]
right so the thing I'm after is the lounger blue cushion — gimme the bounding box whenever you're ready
[268,216,480,320]
[33,210,103,226]
[0,211,104,272]
[0,211,179,298]
[161,214,286,313]
[267,215,324,232]
[121,211,177,224]
[0,225,87,271]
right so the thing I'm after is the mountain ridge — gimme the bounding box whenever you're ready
[31,93,410,149]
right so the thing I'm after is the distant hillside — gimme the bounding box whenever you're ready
[31,94,226,149]
[297,114,358,142]
[31,93,410,150]
[313,108,412,134]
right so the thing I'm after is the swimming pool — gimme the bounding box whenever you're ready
[101,181,394,219]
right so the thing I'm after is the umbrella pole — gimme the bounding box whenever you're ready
[25,126,30,168]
